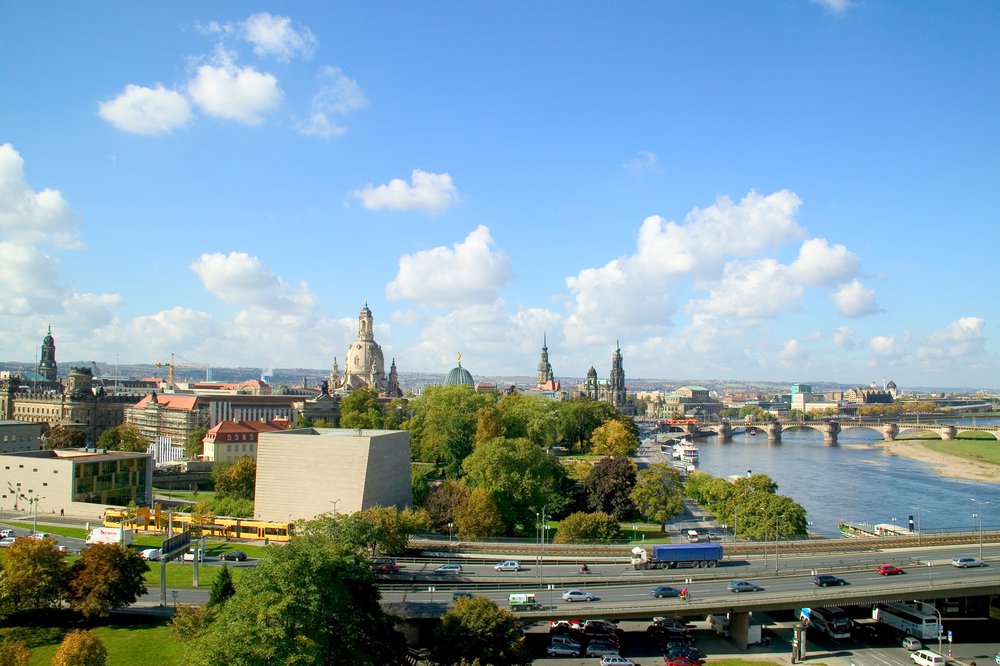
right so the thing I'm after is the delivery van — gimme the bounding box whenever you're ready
[910,650,945,666]
[508,593,540,611]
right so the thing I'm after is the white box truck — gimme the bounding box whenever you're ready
[86,527,134,546]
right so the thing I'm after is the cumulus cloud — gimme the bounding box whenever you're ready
[295,66,369,138]
[241,12,316,62]
[0,144,82,249]
[833,279,880,317]
[187,48,282,124]
[687,259,803,319]
[353,170,460,212]
[778,339,808,367]
[98,84,192,135]
[190,251,316,312]
[788,238,859,287]
[917,317,987,364]
[386,225,512,307]
[870,335,896,356]
[833,325,855,350]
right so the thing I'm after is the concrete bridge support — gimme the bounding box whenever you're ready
[766,421,782,442]
[823,421,841,445]
[940,425,957,440]
[883,423,899,441]
[716,422,732,442]
[729,611,751,649]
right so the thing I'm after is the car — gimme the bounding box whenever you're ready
[727,580,761,593]
[0,529,13,538]
[706,532,720,540]
[951,557,985,568]
[549,635,582,649]
[28,532,50,540]
[813,574,847,587]
[549,619,582,632]
[0,537,16,548]
[651,616,690,629]
[994,649,1000,665]
[902,637,923,651]
[546,642,581,657]
[583,619,619,634]
[666,649,704,664]
[494,560,522,571]
[600,657,637,666]
[877,564,904,575]
[182,549,204,562]
[139,548,162,561]
[585,641,620,657]
[452,591,474,601]
[434,563,462,574]
[561,589,595,602]
[651,585,682,598]
[221,550,247,562]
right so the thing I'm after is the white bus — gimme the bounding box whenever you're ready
[800,607,852,639]
[872,602,940,639]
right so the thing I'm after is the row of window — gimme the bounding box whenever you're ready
[1,434,36,442]
[2,465,57,473]
[226,443,254,453]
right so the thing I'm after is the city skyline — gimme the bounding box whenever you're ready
[1,3,997,389]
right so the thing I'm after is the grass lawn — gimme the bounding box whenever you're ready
[921,440,1000,467]
[1,614,184,666]
[153,488,215,503]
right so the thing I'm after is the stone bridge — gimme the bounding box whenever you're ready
[656,420,1000,445]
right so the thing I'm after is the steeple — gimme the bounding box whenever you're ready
[536,332,554,388]
[38,324,58,382]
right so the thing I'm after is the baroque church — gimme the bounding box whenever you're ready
[578,341,635,415]
[328,303,402,397]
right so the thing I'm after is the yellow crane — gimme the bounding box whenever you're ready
[155,353,210,388]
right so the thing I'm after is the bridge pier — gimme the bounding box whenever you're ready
[766,422,782,443]
[823,421,840,445]
[729,611,751,649]
[882,423,898,441]
[940,425,957,441]
[716,422,732,442]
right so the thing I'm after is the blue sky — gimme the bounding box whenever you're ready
[1,1,997,389]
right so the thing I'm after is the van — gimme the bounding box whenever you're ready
[910,650,945,666]
[508,593,540,611]
[687,529,700,543]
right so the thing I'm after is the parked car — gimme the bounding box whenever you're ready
[600,657,637,666]
[993,649,1000,665]
[0,537,16,548]
[950,557,985,568]
[585,641,620,657]
[727,580,762,593]
[182,548,204,562]
[139,548,162,561]
[549,635,582,650]
[494,560,522,571]
[434,563,462,574]
[28,532,50,540]
[651,585,682,598]
[813,574,847,587]
[0,529,14,538]
[877,564,904,575]
[549,619,582,632]
[902,637,923,651]
[561,589,595,602]
[546,642,581,657]
[583,619,620,634]
[221,550,247,562]
[667,657,702,666]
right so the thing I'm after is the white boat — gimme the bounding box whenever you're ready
[677,438,699,463]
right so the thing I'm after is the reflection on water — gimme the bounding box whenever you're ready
[691,421,1000,536]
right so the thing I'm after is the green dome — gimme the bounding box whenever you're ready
[444,362,474,387]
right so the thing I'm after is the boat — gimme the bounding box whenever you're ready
[677,438,699,464]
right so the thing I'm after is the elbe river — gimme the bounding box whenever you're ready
[685,419,1000,537]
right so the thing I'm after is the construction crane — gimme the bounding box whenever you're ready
[155,353,210,389]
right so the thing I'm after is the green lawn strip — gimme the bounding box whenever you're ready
[144,558,249,588]
[2,616,183,666]
[153,488,215,502]
[920,439,1000,466]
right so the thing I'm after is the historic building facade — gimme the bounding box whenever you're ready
[577,342,635,415]
[328,303,403,397]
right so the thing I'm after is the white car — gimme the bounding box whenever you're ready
[0,536,16,548]
[0,529,14,538]
[561,589,595,602]
[29,532,51,540]
[140,548,162,561]
[182,549,203,562]
[600,657,637,666]
[434,563,462,574]
[902,637,923,651]
[950,557,985,568]
[494,560,521,571]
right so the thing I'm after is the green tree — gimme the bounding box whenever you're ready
[340,387,384,429]
[169,604,217,641]
[0,535,68,611]
[213,455,257,500]
[185,427,209,459]
[590,419,639,457]
[51,630,107,666]
[461,437,571,534]
[411,466,431,508]
[556,398,619,451]
[584,455,637,520]
[381,397,410,429]
[474,405,503,445]
[408,385,494,477]
[432,596,530,666]
[97,423,148,452]
[630,463,685,530]
[301,506,427,558]
[454,487,505,539]
[43,424,86,450]
[186,531,408,666]
[66,543,149,618]
[552,511,622,543]
[208,564,235,607]
[210,496,254,518]
[190,501,216,537]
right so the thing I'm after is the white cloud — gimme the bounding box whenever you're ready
[778,338,808,366]
[295,66,369,138]
[98,84,192,135]
[917,317,987,365]
[241,12,316,62]
[788,238,859,287]
[0,144,82,248]
[833,279,880,317]
[687,258,803,319]
[353,170,460,212]
[623,150,658,171]
[870,335,896,356]
[810,0,854,15]
[187,48,282,124]
[833,325,855,350]
[386,225,512,307]
[190,252,316,312]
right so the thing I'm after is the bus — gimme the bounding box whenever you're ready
[800,607,852,639]
[872,602,940,639]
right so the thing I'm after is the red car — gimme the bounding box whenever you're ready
[877,564,904,575]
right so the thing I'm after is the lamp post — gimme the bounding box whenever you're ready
[911,499,923,544]
[448,522,453,544]
[971,498,991,561]
[913,600,943,655]
[536,507,548,589]
[774,513,785,574]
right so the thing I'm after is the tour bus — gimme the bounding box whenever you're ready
[800,607,852,639]
[873,602,940,639]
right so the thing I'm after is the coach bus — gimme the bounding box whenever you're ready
[800,607,852,639]
[872,602,940,639]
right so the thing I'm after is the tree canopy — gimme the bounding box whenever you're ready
[213,456,257,500]
[184,427,209,459]
[630,463,685,530]
[584,455,637,520]
[340,387,384,429]
[51,630,107,666]
[0,536,68,611]
[97,424,148,452]
[432,597,530,666]
[685,471,807,540]
[408,385,494,477]
[43,424,86,450]
[298,506,427,558]
[553,511,622,544]
[589,419,640,457]
[66,543,149,618]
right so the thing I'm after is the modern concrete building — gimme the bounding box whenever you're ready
[0,420,43,454]
[0,448,153,519]
[254,428,411,522]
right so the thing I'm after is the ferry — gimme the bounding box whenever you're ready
[676,438,700,464]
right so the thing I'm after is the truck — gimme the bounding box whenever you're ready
[85,527,133,546]
[630,543,723,569]
[709,613,764,645]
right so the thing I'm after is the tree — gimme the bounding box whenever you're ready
[411,467,431,508]
[210,496,253,518]
[97,424,147,452]
[0,639,31,666]
[589,419,639,457]
[208,564,235,607]
[300,506,427,558]
[169,604,217,641]
[432,596,530,666]
[473,405,503,445]
[0,535,68,611]
[584,455,637,520]
[185,427,209,459]
[43,424,86,450]
[66,542,149,618]
[454,487,505,539]
[190,501,216,536]
[408,385,494,477]
[340,387,383,429]
[186,532,408,666]
[630,463,685,530]
[425,480,471,530]
[51,630,107,666]
[461,437,571,534]
[213,456,256,500]
[552,511,622,543]
[556,398,606,451]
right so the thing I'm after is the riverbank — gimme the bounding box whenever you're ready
[880,439,1000,483]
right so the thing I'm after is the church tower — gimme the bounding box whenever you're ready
[38,325,57,382]
[536,333,554,388]
[609,340,627,412]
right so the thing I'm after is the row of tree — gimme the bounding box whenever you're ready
[684,471,808,540]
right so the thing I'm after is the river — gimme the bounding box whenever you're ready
[687,419,1000,537]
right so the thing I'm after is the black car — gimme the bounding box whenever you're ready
[651,585,682,599]
[220,550,247,562]
[813,574,847,587]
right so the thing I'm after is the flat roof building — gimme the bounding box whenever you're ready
[0,420,43,454]
[254,428,411,522]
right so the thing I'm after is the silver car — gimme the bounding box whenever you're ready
[727,580,762,593]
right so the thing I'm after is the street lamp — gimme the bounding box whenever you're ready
[774,512,785,574]
[971,498,991,561]
[536,507,548,589]
[447,522,453,544]
[911,499,923,544]
[20,493,45,536]
[913,600,943,655]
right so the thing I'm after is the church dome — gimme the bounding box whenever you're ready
[444,355,475,387]
[587,366,598,378]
